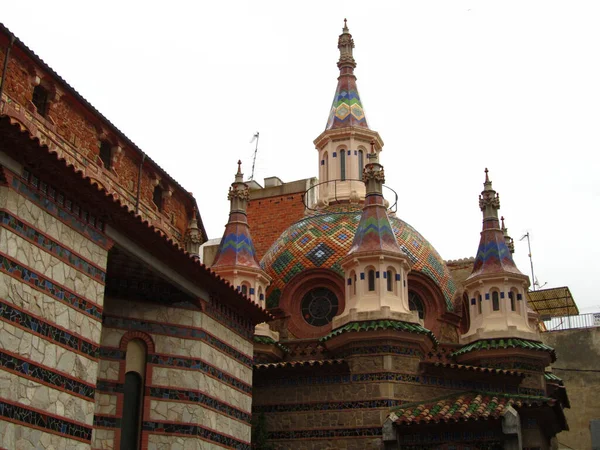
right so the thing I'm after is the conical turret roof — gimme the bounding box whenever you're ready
[325,20,369,131]
[468,169,523,280]
[347,149,403,256]
[212,162,261,270]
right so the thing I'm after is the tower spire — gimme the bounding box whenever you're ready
[468,169,522,279]
[212,162,261,272]
[325,20,369,130]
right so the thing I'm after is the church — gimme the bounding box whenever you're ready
[0,19,569,450]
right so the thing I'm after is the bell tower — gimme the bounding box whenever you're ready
[313,20,384,207]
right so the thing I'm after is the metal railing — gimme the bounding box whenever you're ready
[542,312,600,332]
[302,178,399,213]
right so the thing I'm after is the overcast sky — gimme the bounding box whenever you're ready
[3,1,599,312]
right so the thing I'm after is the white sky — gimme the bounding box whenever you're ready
[3,1,599,312]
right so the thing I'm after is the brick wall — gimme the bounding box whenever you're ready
[247,178,315,260]
[0,35,197,246]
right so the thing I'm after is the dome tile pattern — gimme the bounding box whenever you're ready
[261,205,456,309]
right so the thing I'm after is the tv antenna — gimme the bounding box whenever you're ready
[249,132,259,181]
[519,232,539,291]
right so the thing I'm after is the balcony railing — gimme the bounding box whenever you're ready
[542,312,600,332]
[302,178,399,213]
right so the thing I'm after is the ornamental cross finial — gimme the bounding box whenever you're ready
[501,216,506,229]
[484,167,489,182]
[237,160,242,175]
[344,18,347,28]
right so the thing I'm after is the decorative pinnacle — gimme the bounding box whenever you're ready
[501,216,506,230]
[478,167,500,217]
[337,18,356,70]
[235,160,243,183]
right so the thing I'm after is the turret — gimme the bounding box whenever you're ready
[313,20,384,207]
[461,169,539,344]
[333,143,415,328]
[211,161,271,307]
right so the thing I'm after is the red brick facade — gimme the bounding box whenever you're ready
[0,32,204,246]
[247,191,306,260]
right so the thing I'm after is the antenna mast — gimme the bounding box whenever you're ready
[520,232,537,291]
[249,132,259,181]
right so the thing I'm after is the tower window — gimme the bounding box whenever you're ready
[358,150,364,177]
[153,185,163,212]
[509,290,516,311]
[353,273,357,295]
[368,270,375,291]
[492,291,500,311]
[241,285,248,296]
[99,141,112,169]
[477,294,482,314]
[32,85,50,117]
[340,150,346,181]
[386,270,393,292]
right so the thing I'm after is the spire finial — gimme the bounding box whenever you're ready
[343,18,348,30]
[237,160,242,175]
[501,216,506,230]
[485,167,489,182]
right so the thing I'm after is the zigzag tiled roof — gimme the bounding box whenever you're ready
[212,211,261,270]
[391,391,555,426]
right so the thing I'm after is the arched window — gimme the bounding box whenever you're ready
[409,291,425,320]
[386,269,393,292]
[322,151,329,182]
[153,185,163,212]
[358,149,364,177]
[367,269,375,292]
[509,289,517,312]
[340,149,346,181]
[258,286,264,306]
[99,140,112,169]
[349,271,356,297]
[477,294,482,314]
[241,284,248,296]
[121,339,147,450]
[492,291,500,311]
[32,84,50,117]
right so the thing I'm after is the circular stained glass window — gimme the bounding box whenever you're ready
[301,287,339,327]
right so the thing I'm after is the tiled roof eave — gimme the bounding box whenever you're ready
[0,116,272,324]
[451,338,556,362]
[0,23,208,243]
[320,319,438,347]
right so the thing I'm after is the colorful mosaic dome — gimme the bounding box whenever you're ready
[261,204,456,310]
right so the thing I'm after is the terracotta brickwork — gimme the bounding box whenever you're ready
[0,165,108,449]
[0,34,203,247]
[94,297,254,450]
[247,188,307,260]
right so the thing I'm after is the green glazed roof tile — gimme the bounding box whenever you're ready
[320,319,438,346]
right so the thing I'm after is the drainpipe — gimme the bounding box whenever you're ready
[0,33,16,113]
[135,154,146,213]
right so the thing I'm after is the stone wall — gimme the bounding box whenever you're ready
[541,327,600,450]
[0,165,109,449]
[253,352,462,450]
[94,297,254,450]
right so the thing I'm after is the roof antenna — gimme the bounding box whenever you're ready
[249,132,259,181]
[519,232,539,291]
